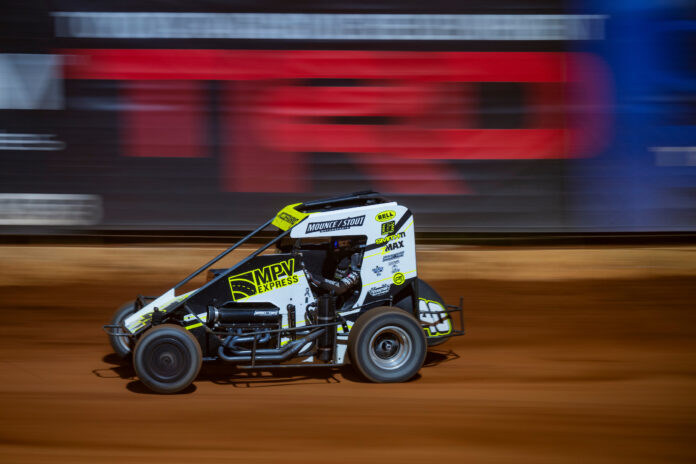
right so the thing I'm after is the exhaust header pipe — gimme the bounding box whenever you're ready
[217,328,325,363]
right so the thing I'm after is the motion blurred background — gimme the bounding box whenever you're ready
[1,2,696,463]
[1,0,694,234]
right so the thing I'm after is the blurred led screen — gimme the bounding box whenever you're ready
[1,1,695,231]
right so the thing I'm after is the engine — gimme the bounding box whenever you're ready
[206,302,282,353]
[206,299,334,364]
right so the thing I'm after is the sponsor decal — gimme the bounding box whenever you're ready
[381,220,395,236]
[368,283,390,297]
[382,251,404,262]
[375,210,396,222]
[375,231,405,245]
[277,211,298,226]
[393,272,406,285]
[271,203,308,231]
[253,310,278,317]
[229,258,299,301]
[372,265,384,276]
[305,215,365,234]
[385,240,404,252]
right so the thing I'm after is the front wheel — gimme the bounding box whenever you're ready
[133,324,202,394]
[348,307,427,383]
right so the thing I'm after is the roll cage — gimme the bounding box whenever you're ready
[172,191,389,294]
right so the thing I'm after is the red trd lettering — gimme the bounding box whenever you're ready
[61,49,612,194]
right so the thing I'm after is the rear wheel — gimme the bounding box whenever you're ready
[348,307,426,383]
[108,301,136,359]
[133,324,202,394]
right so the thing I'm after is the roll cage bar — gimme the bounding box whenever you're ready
[298,190,388,213]
[173,191,389,291]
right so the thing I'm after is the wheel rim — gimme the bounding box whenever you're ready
[146,337,190,382]
[368,325,412,370]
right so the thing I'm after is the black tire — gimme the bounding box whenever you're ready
[108,301,136,359]
[133,324,202,394]
[395,279,453,347]
[425,335,451,347]
[348,307,427,383]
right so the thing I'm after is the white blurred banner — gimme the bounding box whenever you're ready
[0,54,63,110]
[53,12,607,41]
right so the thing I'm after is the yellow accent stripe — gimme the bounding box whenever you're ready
[337,322,353,334]
[365,249,383,259]
[185,322,203,330]
[364,269,416,287]
[424,326,453,337]
[176,290,195,301]
[282,320,306,328]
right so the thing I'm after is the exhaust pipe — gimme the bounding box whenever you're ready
[223,332,272,352]
[217,328,325,363]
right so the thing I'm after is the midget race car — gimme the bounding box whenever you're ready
[105,192,464,393]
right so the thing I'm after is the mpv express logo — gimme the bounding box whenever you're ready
[375,210,395,222]
[305,215,365,234]
[228,258,299,301]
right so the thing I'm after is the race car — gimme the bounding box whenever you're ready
[105,191,464,393]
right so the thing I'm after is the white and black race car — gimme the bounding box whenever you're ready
[105,192,464,393]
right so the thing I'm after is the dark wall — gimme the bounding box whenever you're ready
[1,1,694,231]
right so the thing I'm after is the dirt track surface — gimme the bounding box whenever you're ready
[0,245,695,463]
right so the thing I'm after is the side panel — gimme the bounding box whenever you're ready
[125,253,312,354]
[292,203,418,364]
[356,208,417,310]
[290,202,417,302]
[186,253,312,333]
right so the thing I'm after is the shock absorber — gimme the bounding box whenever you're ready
[317,294,336,362]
